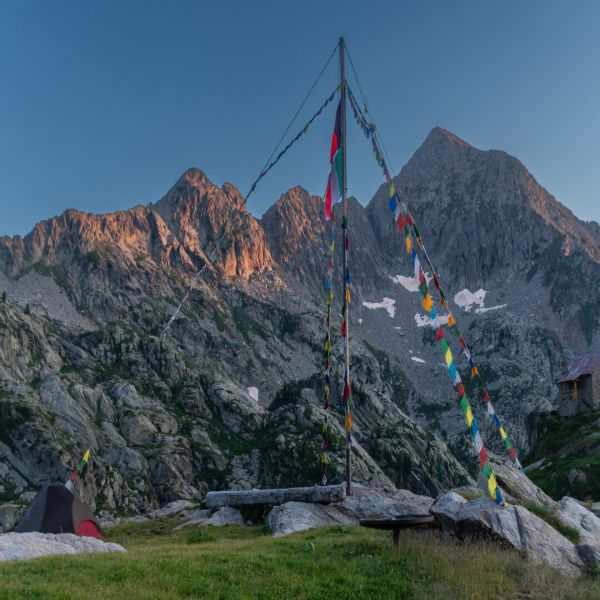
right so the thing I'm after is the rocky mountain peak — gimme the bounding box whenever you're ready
[262,186,324,267]
[425,127,472,149]
[154,170,273,279]
[367,127,600,289]
[178,167,212,188]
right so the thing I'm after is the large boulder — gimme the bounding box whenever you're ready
[204,506,245,527]
[0,532,125,562]
[431,492,584,575]
[268,501,357,537]
[557,497,600,545]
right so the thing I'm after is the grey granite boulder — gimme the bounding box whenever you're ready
[268,501,357,537]
[431,492,584,575]
[204,506,244,527]
[0,532,125,562]
[557,497,600,545]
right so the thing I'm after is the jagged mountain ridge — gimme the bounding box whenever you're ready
[0,127,598,526]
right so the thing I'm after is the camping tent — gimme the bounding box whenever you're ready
[15,483,101,538]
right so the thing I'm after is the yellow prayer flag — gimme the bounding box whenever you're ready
[405,234,412,254]
[444,347,453,367]
[465,406,473,427]
[487,473,497,499]
[345,287,351,304]
[499,426,507,440]
[389,182,395,196]
[448,313,456,327]
[325,341,332,352]
[82,449,91,464]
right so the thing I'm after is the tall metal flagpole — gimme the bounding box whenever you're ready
[339,36,352,496]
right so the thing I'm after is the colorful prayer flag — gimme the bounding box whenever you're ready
[76,449,91,475]
[324,100,343,220]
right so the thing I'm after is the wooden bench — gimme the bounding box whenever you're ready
[359,515,437,548]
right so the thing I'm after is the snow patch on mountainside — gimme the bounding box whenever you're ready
[454,288,507,315]
[362,298,396,318]
[391,273,432,293]
[414,313,450,328]
[454,289,487,312]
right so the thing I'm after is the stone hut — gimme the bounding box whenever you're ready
[556,354,600,417]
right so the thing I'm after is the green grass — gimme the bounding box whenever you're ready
[0,520,598,599]
[525,410,600,500]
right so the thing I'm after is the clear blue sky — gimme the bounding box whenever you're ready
[1,0,600,236]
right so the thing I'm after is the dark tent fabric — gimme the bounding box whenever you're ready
[16,483,101,538]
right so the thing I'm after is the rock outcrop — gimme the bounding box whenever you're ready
[431,492,585,575]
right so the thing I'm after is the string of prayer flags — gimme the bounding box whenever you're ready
[246,87,338,202]
[347,83,524,477]
[321,204,336,484]
[341,215,352,442]
[403,230,506,506]
[415,239,524,472]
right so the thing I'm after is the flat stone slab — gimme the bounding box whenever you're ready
[206,484,346,508]
[342,489,434,519]
[0,532,126,562]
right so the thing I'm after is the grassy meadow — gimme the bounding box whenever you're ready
[0,517,598,599]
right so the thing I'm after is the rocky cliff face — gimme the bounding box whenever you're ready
[0,128,598,524]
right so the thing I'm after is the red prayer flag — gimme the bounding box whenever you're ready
[479,447,488,467]
[344,380,351,401]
